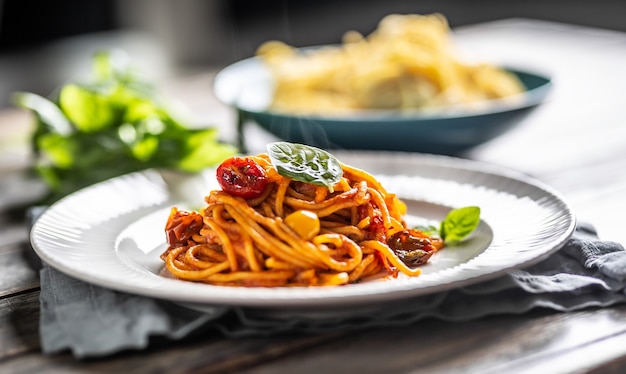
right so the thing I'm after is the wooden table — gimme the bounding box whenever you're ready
[2,18,626,373]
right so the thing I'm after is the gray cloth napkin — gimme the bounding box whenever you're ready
[38,222,626,359]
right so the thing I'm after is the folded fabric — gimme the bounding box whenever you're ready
[38,222,626,359]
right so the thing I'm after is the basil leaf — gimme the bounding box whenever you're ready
[59,84,117,133]
[177,128,238,172]
[12,92,73,136]
[93,49,131,82]
[267,142,343,192]
[37,133,76,168]
[440,206,481,242]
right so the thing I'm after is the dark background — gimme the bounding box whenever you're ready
[1,0,625,108]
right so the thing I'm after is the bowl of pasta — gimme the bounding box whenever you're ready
[214,13,552,155]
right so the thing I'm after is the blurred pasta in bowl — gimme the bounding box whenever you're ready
[214,13,552,155]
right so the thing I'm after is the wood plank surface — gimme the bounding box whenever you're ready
[0,291,41,358]
[0,318,344,374]
[238,306,626,374]
[0,246,40,297]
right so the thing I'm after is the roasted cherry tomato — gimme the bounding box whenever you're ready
[387,229,437,267]
[216,157,268,199]
[165,207,203,247]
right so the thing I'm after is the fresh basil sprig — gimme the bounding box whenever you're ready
[440,206,481,242]
[266,142,343,192]
[13,50,237,203]
[414,206,480,245]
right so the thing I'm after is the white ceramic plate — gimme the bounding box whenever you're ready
[30,152,575,309]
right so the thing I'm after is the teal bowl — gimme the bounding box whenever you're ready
[214,55,552,155]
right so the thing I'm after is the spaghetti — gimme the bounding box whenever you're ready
[256,13,525,114]
[161,143,443,287]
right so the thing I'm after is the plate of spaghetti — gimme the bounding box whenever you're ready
[31,144,575,309]
[214,13,553,155]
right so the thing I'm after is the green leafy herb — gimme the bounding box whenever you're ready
[440,206,481,242]
[266,142,343,192]
[13,50,238,203]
